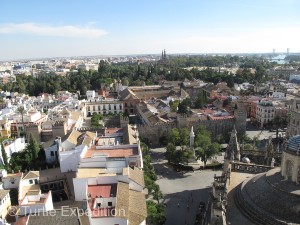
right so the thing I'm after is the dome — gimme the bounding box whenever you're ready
[287,135,300,153]
[241,157,250,164]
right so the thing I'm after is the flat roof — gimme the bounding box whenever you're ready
[76,168,116,178]
[83,146,138,158]
[88,184,117,198]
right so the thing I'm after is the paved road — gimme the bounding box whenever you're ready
[150,148,222,225]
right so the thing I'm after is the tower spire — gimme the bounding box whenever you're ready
[225,126,240,161]
[190,126,195,147]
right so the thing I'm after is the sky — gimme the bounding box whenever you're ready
[0,0,300,60]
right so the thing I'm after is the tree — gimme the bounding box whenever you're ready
[194,126,219,167]
[194,93,205,109]
[165,143,176,163]
[167,128,180,146]
[195,143,220,167]
[180,128,190,146]
[17,106,26,137]
[27,134,40,161]
[1,142,8,167]
[226,75,235,88]
[91,113,104,128]
[272,115,288,138]
[177,98,191,114]
[169,100,179,112]
[146,201,166,225]
[152,183,163,204]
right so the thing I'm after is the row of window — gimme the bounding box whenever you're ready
[88,105,122,111]
[29,179,39,185]
[256,107,275,113]
[88,110,120,115]
[0,194,9,205]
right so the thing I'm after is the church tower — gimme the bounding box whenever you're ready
[234,100,247,135]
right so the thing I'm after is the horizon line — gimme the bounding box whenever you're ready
[2,51,300,62]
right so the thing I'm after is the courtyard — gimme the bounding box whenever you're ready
[150,148,222,225]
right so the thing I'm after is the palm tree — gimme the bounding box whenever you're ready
[17,106,26,138]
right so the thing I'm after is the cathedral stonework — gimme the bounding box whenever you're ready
[281,135,300,183]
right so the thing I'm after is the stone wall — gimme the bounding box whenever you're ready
[137,115,235,146]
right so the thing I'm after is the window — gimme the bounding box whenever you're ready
[97,203,101,208]
[29,180,33,184]
[108,202,112,207]
[51,151,54,156]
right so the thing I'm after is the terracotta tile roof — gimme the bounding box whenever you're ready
[69,111,82,121]
[115,182,129,220]
[200,109,214,114]
[128,167,145,187]
[115,182,147,225]
[84,147,138,158]
[128,189,147,225]
[82,136,92,146]
[26,209,81,225]
[85,131,96,139]
[209,115,235,120]
[88,184,117,198]
[65,130,82,145]
[119,88,139,100]
[23,171,39,180]
[105,128,123,135]
[60,108,71,115]
[20,184,40,200]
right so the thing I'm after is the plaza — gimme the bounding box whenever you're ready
[150,148,222,225]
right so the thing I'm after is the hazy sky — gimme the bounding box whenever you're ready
[0,0,300,60]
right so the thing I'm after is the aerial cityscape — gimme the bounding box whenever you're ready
[0,0,300,225]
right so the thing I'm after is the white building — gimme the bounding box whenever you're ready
[0,170,22,189]
[289,74,300,83]
[270,91,286,99]
[0,138,26,165]
[0,189,11,221]
[51,126,143,173]
[17,171,53,216]
[73,167,146,225]
[256,100,275,128]
[85,100,123,117]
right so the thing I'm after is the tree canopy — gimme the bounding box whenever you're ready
[194,126,220,167]
[0,55,276,96]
